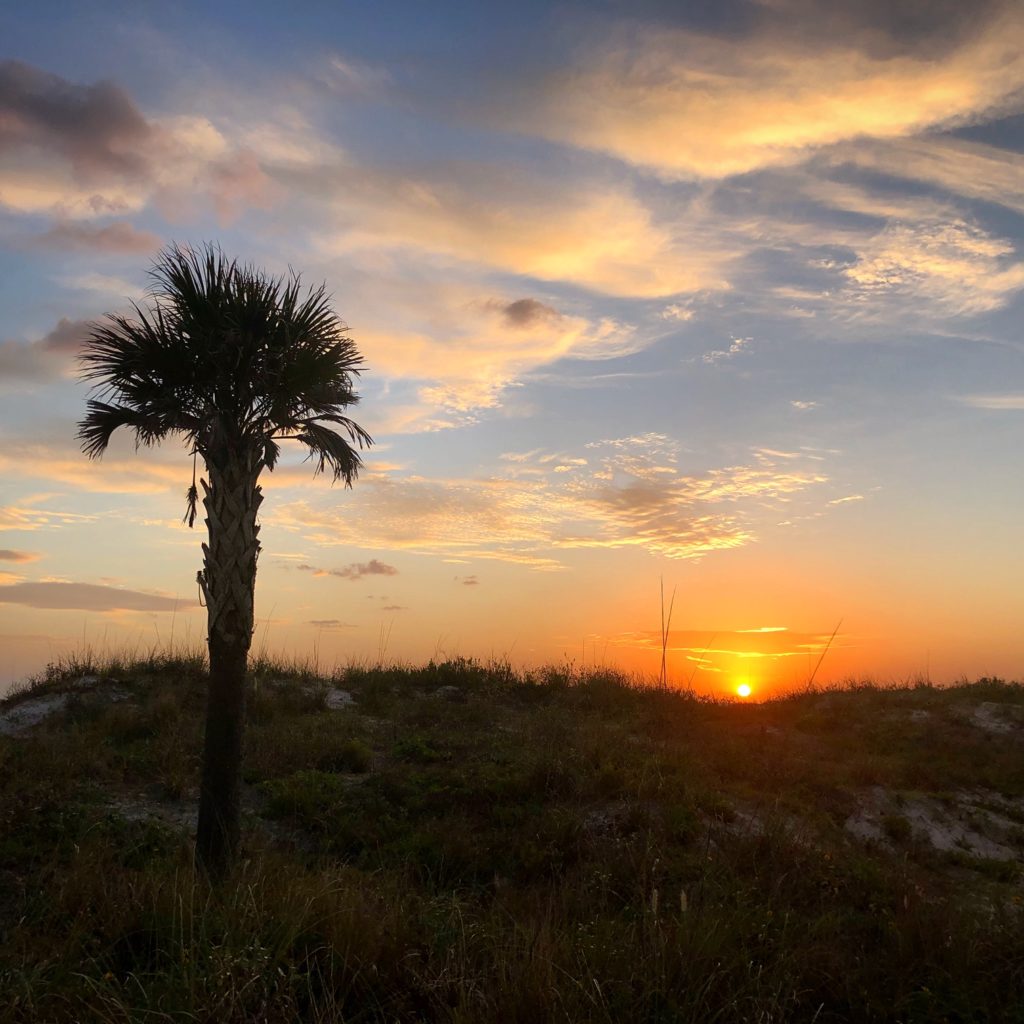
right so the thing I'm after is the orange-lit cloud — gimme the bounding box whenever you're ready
[838,220,1024,318]
[828,137,1024,216]
[509,8,1024,179]
[0,503,97,531]
[266,436,831,568]
[356,289,639,419]
[309,164,733,297]
[0,438,397,496]
[608,626,853,679]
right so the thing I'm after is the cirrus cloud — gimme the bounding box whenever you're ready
[505,6,1024,180]
[266,434,832,569]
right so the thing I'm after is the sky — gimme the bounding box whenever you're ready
[2,0,1024,697]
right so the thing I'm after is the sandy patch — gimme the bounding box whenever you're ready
[326,688,354,709]
[968,702,1022,735]
[0,692,72,736]
[845,787,1023,861]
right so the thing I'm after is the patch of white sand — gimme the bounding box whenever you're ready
[0,693,71,736]
[845,787,1022,861]
[970,702,1021,734]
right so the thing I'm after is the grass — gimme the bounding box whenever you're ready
[2,654,1024,1021]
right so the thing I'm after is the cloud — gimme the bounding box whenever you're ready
[324,55,393,97]
[381,604,407,612]
[494,297,561,329]
[31,220,161,253]
[297,559,399,581]
[349,281,643,420]
[608,626,847,666]
[0,549,40,563]
[837,219,1024,318]
[0,438,396,496]
[267,434,832,569]
[702,336,751,365]
[0,317,91,381]
[956,394,1024,410]
[458,575,480,586]
[661,303,694,322]
[39,317,92,354]
[308,618,356,629]
[0,62,283,220]
[0,59,151,178]
[505,6,1024,179]
[0,581,195,611]
[0,503,96,531]
[715,175,1024,323]
[825,136,1024,216]
[305,160,735,298]
[0,443,189,493]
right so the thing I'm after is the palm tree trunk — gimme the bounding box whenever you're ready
[195,453,262,877]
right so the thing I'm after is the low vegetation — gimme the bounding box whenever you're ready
[1,652,1023,1022]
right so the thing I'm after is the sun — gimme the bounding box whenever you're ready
[736,682,752,699]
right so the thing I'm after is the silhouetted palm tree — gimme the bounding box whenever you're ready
[78,244,371,876]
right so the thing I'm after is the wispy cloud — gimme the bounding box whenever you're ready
[837,219,1024,318]
[505,6,1024,179]
[266,435,832,569]
[31,220,160,254]
[828,136,1024,216]
[956,394,1024,410]
[0,549,40,563]
[0,503,97,531]
[0,581,195,611]
[303,159,736,298]
[609,625,850,663]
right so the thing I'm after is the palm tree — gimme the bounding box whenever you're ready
[78,243,371,876]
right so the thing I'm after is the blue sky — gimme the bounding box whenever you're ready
[2,0,1024,692]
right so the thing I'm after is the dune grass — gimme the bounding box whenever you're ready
[1,654,1023,1021]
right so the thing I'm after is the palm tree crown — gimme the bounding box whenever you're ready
[78,243,371,503]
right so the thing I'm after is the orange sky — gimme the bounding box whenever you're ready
[3,1,1024,696]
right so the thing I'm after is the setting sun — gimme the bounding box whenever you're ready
[736,683,752,699]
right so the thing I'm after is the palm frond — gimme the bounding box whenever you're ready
[78,401,177,458]
[78,241,373,483]
[290,421,366,485]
